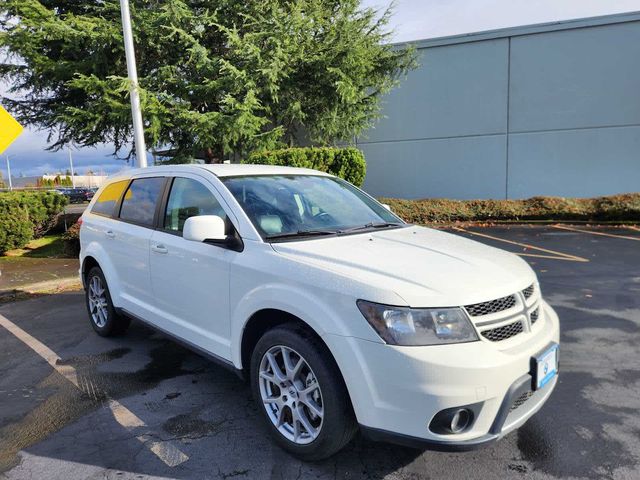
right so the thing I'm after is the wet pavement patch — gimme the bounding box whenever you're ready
[0,338,198,471]
[162,412,227,439]
[0,225,639,479]
[507,463,529,474]
[517,370,637,479]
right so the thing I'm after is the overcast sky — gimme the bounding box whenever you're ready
[2,0,640,180]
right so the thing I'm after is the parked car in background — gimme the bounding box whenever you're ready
[56,187,93,203]
[79,165,560,460]
[81,188,95,202]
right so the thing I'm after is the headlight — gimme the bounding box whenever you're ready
[356,300,478,346]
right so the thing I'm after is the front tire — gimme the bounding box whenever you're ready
[250,323,357,460]
[85,266,130,337]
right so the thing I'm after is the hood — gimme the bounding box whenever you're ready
[271,226,536,307]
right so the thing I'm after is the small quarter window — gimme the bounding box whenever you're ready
[164,177,227,233]
[119,177,165,226]
[91,180,129,217]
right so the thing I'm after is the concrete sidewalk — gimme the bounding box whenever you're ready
[0,257,80,300]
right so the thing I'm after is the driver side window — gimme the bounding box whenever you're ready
[164,177,227,234]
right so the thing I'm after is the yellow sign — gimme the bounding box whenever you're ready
[0,104,24,155]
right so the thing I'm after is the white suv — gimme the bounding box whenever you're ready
[79,164,559,460]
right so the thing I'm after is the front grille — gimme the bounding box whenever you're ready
[530,307,540,324]
[465,294,516,317]
[481,320,523,342]
[522,284,535,299]
[510,390,533,411]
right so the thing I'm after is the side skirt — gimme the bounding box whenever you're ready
[117,307,245,380]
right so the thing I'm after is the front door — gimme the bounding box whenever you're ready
[149,175,234,360]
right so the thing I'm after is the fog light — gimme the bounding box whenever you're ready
[429,405,477,434]
[450,409,471,433]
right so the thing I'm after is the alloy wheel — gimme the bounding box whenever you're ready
[88,275,108,328]
[258,345,324,445]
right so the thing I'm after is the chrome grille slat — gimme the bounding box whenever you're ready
[522,284,535,299]
[464,295,517,317]
[530,306,540,324]
[481,320,523,342]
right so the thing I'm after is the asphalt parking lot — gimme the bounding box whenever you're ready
[1,224,639,480]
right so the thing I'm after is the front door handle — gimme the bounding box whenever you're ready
[105,230,116,238]
[151,244,168,254]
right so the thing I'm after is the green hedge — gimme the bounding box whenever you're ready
[62,221,81,257]
[244,147,366,186]
[0,191,68,253]
[382,193,640,225]
[0,200,32,253]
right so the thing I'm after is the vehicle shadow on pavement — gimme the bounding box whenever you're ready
[4,250,640,480]
[0,298,423,478]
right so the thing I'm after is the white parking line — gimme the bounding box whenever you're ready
[0,313,189,467]
[552,224,640,241]
[452,227,589,262]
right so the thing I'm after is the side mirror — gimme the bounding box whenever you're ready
[381,203,391,211]
[183,215,244,252]
[183,215,226,242]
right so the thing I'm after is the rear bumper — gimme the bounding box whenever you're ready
[324,300,560,447]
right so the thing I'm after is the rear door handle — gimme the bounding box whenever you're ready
[105,230,116,238]
[151,244,168,254]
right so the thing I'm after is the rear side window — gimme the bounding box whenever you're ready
[91,180,129,217]
[164,177,227,233]
[119,177,165,226]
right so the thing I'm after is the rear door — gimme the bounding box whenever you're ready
[110,176,167,319]
[149,175,234,359]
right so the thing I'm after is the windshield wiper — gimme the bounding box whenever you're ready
[265,229,339,240]
[338,222,404,234]
[265,222,403,240]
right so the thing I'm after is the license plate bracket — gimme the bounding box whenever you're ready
[531,343,559,390]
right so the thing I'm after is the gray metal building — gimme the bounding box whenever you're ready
[358,12,640,200]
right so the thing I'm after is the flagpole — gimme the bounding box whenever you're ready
[5,155,12,190]
[68,149,76,188]
[119,0,147,168]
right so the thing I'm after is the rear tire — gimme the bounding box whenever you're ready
[85,266,130,337]
[250,323,357,460]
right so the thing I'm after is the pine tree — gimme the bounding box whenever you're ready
[0,0,415,163]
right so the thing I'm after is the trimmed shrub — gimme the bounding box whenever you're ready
[381,193,640,225]
[244,147,366,186]
[0,199,33,253]
[5,191,69,236]
[0,191,68,253]
[62,222,81,257]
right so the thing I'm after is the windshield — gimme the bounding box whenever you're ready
[222,175,404,240]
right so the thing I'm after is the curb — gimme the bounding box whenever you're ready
[430,221,640,227]
[0,277,82,303]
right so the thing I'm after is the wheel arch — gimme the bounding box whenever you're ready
[80,243,122,305]
[240,308,318,376]
[81,255,100,287]
[239,308,356,417]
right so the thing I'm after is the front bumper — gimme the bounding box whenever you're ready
[361,373,557,451]
[324,300,560,448]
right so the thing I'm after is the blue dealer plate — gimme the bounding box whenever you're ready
[535,344,559,390]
